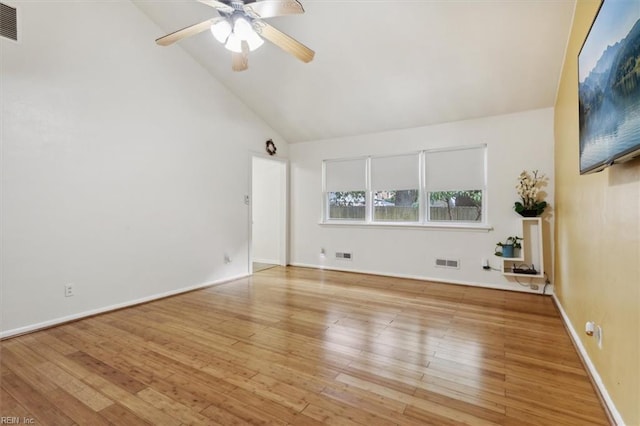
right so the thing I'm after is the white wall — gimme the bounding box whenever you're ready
[251,157,285,265]
[0,0,287,336]
[289,108,555,292]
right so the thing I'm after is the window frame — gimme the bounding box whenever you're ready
[322,156,369,222]
[321,144,488,229]
[370,152,422,224]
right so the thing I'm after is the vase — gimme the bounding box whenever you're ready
[518,209,539,217]
[502,245,515,258]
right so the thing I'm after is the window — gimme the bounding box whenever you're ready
[324,158,366,220]
[371,154,420,222]
[425,146,485,223]
[323,145,486,226]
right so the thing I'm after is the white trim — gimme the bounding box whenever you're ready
[482,144,488,223]
[365,157,372,222]
[249,153,289,273]
[419,151,426,223]
[290,263,544,294]
[252,258,280,265]
[552,294,625,426]
[322,145,488,227]
[423,142,487,155]
[319,221,493,231]
[321,154,370,163]
[0,273,250,339]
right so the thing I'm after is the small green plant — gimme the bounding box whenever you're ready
[494,236,523,257]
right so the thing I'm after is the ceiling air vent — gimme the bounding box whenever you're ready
[1,3,17,41]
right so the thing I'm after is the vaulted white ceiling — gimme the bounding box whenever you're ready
[133,0,576,143]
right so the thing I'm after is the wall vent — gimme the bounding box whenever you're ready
[435,258,460,269]
[446,259,459,269]
[335,252,352,260]
[1,3,17,41]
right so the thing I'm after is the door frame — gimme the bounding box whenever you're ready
[248,153,289,274]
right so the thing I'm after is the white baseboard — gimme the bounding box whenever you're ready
[552,294,625,426]
[252,258,280,265]
[289,262,546,294]
[0,273,250,339]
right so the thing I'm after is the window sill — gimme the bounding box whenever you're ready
[318,221,493,231]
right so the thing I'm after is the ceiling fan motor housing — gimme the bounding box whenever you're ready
[230,0,256,11]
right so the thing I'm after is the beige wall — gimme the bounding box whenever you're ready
[554,1,640,424]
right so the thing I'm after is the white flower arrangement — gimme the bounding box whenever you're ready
[514,170,547,216]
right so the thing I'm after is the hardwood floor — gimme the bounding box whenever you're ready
[1,266,610,425]
[253,263,279,273]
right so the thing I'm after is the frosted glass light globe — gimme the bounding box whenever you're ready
[210,20,232,43]
[233,17,253,40]
[245,30,264,51]
[225,33,243,53]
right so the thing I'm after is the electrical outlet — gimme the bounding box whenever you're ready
[64,284,74,297]
[482,258,490,270]
[585,321,595,336]
[596,325,603,349]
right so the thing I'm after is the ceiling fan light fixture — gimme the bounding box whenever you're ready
[155,0,314,71]
[211,19,232,43]
[225,15,263,51]
[233,16,254,40]
[245,30,264,51]
[225,32,243,53]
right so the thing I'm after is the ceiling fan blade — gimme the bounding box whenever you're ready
[156,18,217,46]
[243,0,304,19]
[253,22,314,63]
[232,40,250,71]
[196,0,234,14]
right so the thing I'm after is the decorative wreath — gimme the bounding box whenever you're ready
[265,139,277,156]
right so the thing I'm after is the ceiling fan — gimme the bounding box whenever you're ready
[155,0,315,72]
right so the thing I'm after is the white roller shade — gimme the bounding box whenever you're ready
[371,154,419,190]
[425,146,485,192]
[325,158,367,191]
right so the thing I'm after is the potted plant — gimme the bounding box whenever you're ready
[495,236,523,258]
[514,170,548,217]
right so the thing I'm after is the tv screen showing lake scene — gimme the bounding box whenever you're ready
[578,0,640,174]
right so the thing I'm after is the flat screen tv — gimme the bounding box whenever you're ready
[578,0,640,174]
